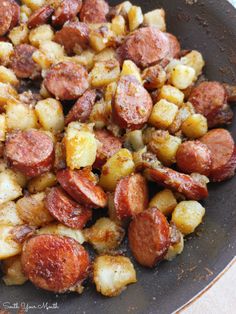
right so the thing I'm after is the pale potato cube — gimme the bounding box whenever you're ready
[100,149,135,191]
[90,60,120,88]
[124,130,144,151]
[16,192,53,227]
[27,172,57,194]
[105,82,117,103]
[89,100,112,128]
[159,85,184,107]
[89,24,115,52]
[149,99,178,129]
[181,113,208,139]
[29,25,54,47]
[0,225,22,260]
[32,50,52,70]
[22,0,46,11]
[143,8,166,31]
[0,66,19,86]
[7,169,28,189]
[181,50,205,77]
[0,83,17,109]
[6,101,38,131]
[20,4,32,23]
[171,201,205,235]
[39,40,64,63]
[2,255,27,285]
[8,25,29,46]
[93,255,137,297]
[83,218,125,253]
[169,102,195,134]
[149,189,177,216]
[0,171,22,205]
[37,223,85,244]
[128,6,143,31]
[70,49,95,70]
[40,83,52,98]
[165,231,184,261]
[0,42,14,66]
[0,159,7,171]
[170,64,196,90]
[121,60,142,83]
[116,1,132,17]
[0,201,23,226]
[94,48,116,63]
[111,15,126,36]
[0,114,6,141]
[35,98,64,133]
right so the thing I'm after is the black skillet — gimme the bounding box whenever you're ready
[0,0,236,313]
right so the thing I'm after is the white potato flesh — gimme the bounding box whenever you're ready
[2,255,27,285]
[0,225,22,260]
[0,171,22,205]
[0,201,23,226]
[143,9,166,31]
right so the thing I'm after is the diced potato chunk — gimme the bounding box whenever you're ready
[165,231,184,261]
[181,113,208,139]
[181,50,205,77]
[170,64,196,90]
[29,25,54,47]
[100,149,135,191]
[0,42,14,66]
[159,85,184,107]
[116,1,132,17]
[0,66,19,86]
[143,8,166,31]
[149,189,177,216]
[8,25,29,46]
[90,60,120,88]
[149,99,178,129]
[0,114,6,141]
[124,130,144,151]
[27,172,57,194]
[40,83,52,98]
[128,6,143,31]
[89,100,111,128]
[83,218,125,253]
[121,60,142,83]
[0,225,22,260]
[8,169,28,188]
[32,50,52,70]
[89,24,115,52]
[39,40,64,64]
[0,83,17,109]
[105,82,117,103]
[16,192,53,227]
[0,171,22,205]
[0,201,23,226]
[20,4,32,23]
[2,255,27,285]
[111,15,126,36]
[70,49,95,70]
[169,102,195,134]
[37,223,85,244]
[94,48,116,63]
[171,201,205,235]
[93,255,137,297]
[22,0,46,11]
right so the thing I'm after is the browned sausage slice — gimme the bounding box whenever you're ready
[0,0,13,36]
[176,141,212,176]
[200,129,236,182]
[145,166,208,200]
[52,0,82,27]
[112,75,153,130]
[44,62,89,100]
[128,208,170,268]
[57,168,108,208]
[94,129,122,169]
[80,0,109,23]
[9,0,20,29]
[28,5,54,29]
[117,27,170,68]
[5,130,54,177]
[21,234,90,292]
[65,89,96,125]
[54,21,89,55]
[114,174,148,220]
[11,44,39,79]
[45,187,92,229]
[223,83,236,102]
[160,33,181,67]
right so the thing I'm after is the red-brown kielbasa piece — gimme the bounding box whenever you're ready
[160,33,181,67]
[145,166,208,200]
[112,75,153,130]
[45,187,92,229]
[223,83,236,102]
[65,89,96,125]
[57,168,108,208]
[9,0,20,29]
[54,21,89,55]
[5,129,54,177]
[94,129,122,169]
[176,140,212,176]
[200,128,236,182]
[21,234,90,293]
[117,27,170,68]
[52,0,82,27]
[128,208,170,268]
[0,0,14,36]
[80,0,109,23]
[113,173,148,221]
[28,5,54,29]
[10,44,39,79]
[44,62,89,100]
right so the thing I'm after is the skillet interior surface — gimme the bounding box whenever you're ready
[0,1,236,313]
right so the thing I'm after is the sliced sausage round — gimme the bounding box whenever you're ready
[117,27,170,68]
[128,207,170,268]
[5,130,54,177]
[176,140,212,176]
[80,0,109,23]
[200,129,236,182]
[160,33,181,67]
[54,21,89,55]
[94,129,122,169]
[57,168,108,208]
[44,62,89,100]
[11,44,39,79]
[52,0,82,27]
[114,173,148,220]
[28,5,54,29]
[21,234,90,293]
[0,0,13,36]
[65,89,96,125]
[45,187,92,229]
[112,75,153,130]
[9,0,20,29]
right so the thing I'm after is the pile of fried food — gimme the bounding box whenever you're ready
[0,0,235,298]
